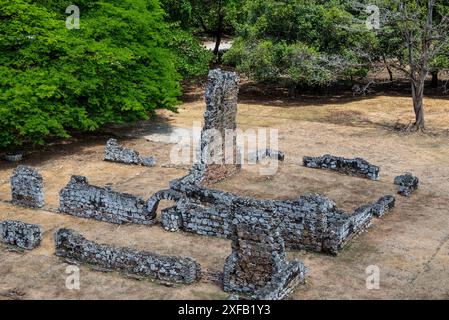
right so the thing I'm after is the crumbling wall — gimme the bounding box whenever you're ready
[354,195,395,218]
[104,138,156,167]
[54,228,201,284]
[153,180,373,255]
[394,173,419,196]
[0,220,42,250]
[223,210,306,299]
[10,165,44,208]
[303,154,380,180]
[59,176,156,225]
[189,69,240,185]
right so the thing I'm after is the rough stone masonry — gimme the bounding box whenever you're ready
[189,69,241,185]
[59,175,156,225]
[10,165,44,208]
[223,209,307,299]
[104,138,156,167]
[0,220,42,250]
[394,173,419,197]
[54,228,201,284]
[303,154,380,180]
[150,179,373,255]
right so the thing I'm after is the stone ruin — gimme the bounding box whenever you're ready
[188,69,241,185]
[223,210,307,299]
[394,173,419,197]
[54,228,201,284]
[249,148,285,162]
[354,195,396,218]
[104,138,156,167]
[10,165,44,208]
[303,154,380,180]
[59,176,156,225]
[0,220,42,250]
[0,69,403,300]
[149,180,373,255]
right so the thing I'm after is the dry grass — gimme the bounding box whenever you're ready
[1,92,449,299]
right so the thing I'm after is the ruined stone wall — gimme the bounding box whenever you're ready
[54,228,201,284]
[10,165,44,208]
[104,138,156,167]
[191,69,241,185]
[154,180,373,255]
[0,220,42,250]
[223,210,306,299]
[303,154,380,180]
[394,173,419,196]
[59,176,156,225]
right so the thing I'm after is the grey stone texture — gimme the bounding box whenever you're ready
[104,138,156,167]
[249,149,285,162]
[54,228,201,284]
[151,178,373,255]
[303,154,380,180]
[223,210,307,299]
[192,69,241,185]
[394,173,419,196]
[59,175,156,225]
[4,153,23,162]
[10,165,44,208]
[0,220,42,250]
[361,195,396,218]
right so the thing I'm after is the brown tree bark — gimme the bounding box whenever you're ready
[411,80,425,129]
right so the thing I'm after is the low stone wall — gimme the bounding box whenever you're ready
[152,179,373,255]
[59,176,156,225]
[54,228,201,284]
[0,220,42,250]
[10,165,44,208]
[394,173,419,196]
[249,149,285,162]
[303,154,380,180]
[104,138,156,167]
[354,195,395,218]
[223,210,306,299]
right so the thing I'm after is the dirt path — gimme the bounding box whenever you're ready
[0,93,448,299]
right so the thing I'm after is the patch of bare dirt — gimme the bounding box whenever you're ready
[0,92,449,299]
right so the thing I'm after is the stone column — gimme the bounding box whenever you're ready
[195,69,241,185]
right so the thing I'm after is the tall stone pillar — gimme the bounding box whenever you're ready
[195,69,241,185]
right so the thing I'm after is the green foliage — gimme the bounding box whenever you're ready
[164,27,213,77]
[224,0,376,87]
[0,0,181,150]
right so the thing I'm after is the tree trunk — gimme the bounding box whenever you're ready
[411,81,425,129]
[431,71,439,88]
[382,56,394,82]
[213,15,224,57]
[387,66,394,82]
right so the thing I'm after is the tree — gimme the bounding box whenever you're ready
[162,0,243,57]
[378,0,449,129]
[0,0,181,150]
[224,0,375,91]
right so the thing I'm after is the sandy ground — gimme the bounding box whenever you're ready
[1,88,449,300]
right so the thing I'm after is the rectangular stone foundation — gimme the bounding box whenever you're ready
[156,182,373,255]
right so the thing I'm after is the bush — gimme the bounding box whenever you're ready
[0,0,181,150]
